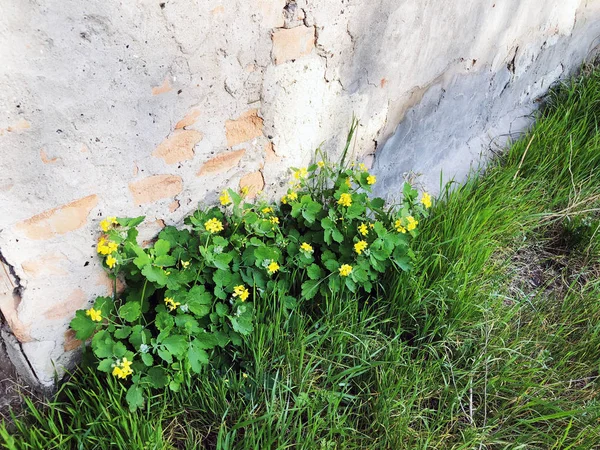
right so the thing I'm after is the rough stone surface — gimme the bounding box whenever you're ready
[1,0,599,388]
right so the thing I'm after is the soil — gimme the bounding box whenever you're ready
[0,338,25,422]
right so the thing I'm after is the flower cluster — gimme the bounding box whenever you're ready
[204,218,224,234]
[86,308,102,322]
[112,357,133,379]
[164,297,181,311]
[71,131,434,412]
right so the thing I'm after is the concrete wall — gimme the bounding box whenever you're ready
[1,0,599,387]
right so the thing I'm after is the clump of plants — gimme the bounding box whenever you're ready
[70,149,433,410]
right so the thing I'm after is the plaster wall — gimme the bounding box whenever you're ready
[1,0,599,386]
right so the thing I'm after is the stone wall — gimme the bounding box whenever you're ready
[1,0,600,387]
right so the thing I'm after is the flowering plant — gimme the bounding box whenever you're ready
[70,151,432,410]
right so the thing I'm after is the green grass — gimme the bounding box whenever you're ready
[3,67,600,449]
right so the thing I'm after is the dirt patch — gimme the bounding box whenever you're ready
[0,336,26,422]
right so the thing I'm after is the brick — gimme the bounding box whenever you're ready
[15,195,98,240]
[239,171,265,199]
[175,109,201,129]
[129,175,183,205]
[271,26,315,65]
[169,200,180,212]
[197,149,246,176]
[225,110,263,147]
[153,129,203,164]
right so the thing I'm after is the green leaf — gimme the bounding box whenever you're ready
[395,256,413,272]
[113,342,127,357]
[127,242,151,268]
[283,296,297,309]
[114,326,132,339]
[119,302,141,323]
[301,279,320,300]
[129,325,151,349]
[155,311,174,333]
[321,217,335,230]
[117,216,145,228]
[213,253,233,270]
[141,353,154,366]
[126,385,145,412]
[323,259,340,272]
[141,265,168,286]
[175,314,201,334]
[158,348,173,364]
[154,255,176,267]
[97,359,113,372]
[370,197,385,209]
[244,211,258,224]
[154,239,171,256]
[70,310,97,340]
[307,264,323,280]
[332,229,344,243]
[186,286,212,317]
[146,367,168,388]
[213,269,232,287]
[92,330,114,358]
[195,331,219,349]
[215,303,228,317]
[188,340,209,373]
[162,335,187,357]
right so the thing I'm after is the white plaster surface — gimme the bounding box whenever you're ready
[0,0,599,386]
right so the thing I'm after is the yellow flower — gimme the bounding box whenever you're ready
[233,285,250,302]
[339,264,353,277]
[317,160,325,168]
[345,178,352,188]
[287,192,298,202]
[358,223,369,236]
[112,357,133,379]
[394,219,406,233]
[367,175,376,185]
[267,261,280,274]
[359,163,368,172]
[354,240,368,255]
[100,216,118,232]
[219,191,232,206]
[106,255,117,268]
[240,186,249,196]
[421,192,432,209]
[300,242,313,253]
[242,372,249,378]
[406,216,418,231]
[369,223,375,229]
[338,193,352,207]
[281,195,288,204]
[164,297,181,311]
[97,238,118,255]
[204,218,224,234]
[262,207,273,214]
[270,216,279,224]
[181,260,190,269]
[86,308,102,322]
[293,167,308,179]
